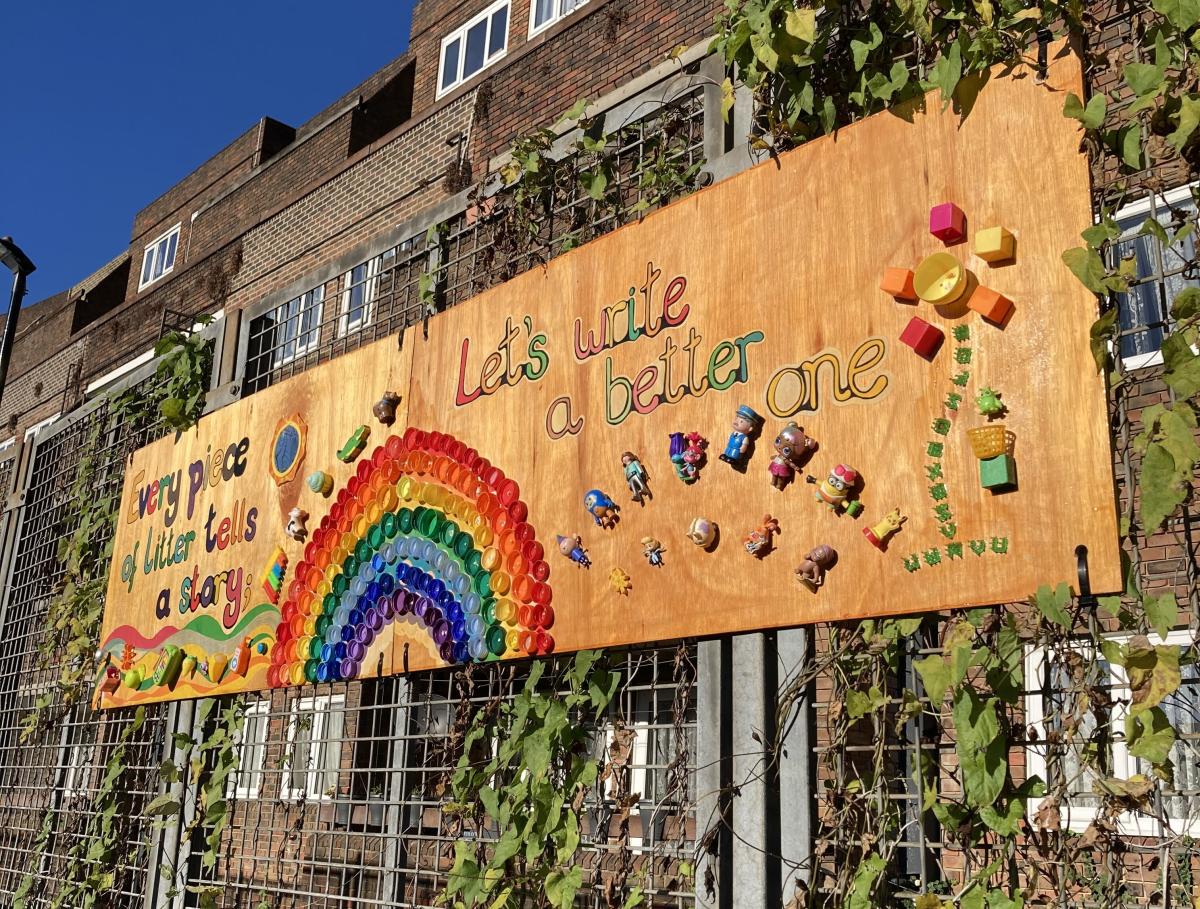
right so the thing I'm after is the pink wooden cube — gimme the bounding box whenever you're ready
[899,316,944,360]
[929,203,966,244]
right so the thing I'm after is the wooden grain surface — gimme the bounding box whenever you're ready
[97,45,1120,708]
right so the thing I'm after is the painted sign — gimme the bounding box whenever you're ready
[96,49,1120,707]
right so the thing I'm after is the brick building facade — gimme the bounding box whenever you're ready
[0,0,1195,906]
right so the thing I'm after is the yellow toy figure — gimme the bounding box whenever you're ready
[808,464,859,514]
[863,508,906,549]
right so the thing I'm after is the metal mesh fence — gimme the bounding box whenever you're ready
[0,360,204,906]
[178,643,697,908]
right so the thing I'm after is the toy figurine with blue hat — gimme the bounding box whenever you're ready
[719,405,763,467]
[584,489,619,528]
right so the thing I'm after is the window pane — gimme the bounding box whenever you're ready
[441,38,460,89]
[533,0,554,27]
[141,250,154,285]
[164,230,178,270]
[561,0,583,15]
[464,19,487,78]
[489,5,507,56]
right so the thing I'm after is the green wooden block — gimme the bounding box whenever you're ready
[979,454,1016,489]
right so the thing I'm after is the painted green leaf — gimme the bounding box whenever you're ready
[1143,591,1178,638]
[1140,442,1186,532]
[1063,92,1107,130]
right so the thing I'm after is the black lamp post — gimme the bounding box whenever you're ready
[0,237,36,415]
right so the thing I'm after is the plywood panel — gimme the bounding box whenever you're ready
[97,46,1120,708]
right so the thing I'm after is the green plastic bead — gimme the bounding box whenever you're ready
[368,524,384,549]
[332,574,348,596]
[486,625,506,656]
[309,638,323,660]
[454,532,474,561]
[465,550,483,577]
[398,509,414,534]
[322,593,337,615]
[381,512,398,539]
[440,521,459,548]
[304,660,318,683]
[355,539,371,564]
[481,597,496,625]
[474,572,492,597]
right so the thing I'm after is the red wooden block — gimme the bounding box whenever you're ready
[899,316,944,360]
[967,285,1014,324]
[929,202,966,244]
[880,267,917,301]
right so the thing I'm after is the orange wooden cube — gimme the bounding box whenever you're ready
[880,267,917,301]
[968,286,1013,324]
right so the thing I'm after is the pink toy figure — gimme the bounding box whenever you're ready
[769,422,817,490]
[744,515,780,558]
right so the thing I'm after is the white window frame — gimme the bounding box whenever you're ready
[138,223,182,291]
[339,257,381,337]
[1025,630,1198,837]
[279,694,345,802]
[1112,182,1199,370]
[528,0,589,38]
[229,700,271,799]
[23,413,61,441]
[273,286,325,368]
[436,0,510,99]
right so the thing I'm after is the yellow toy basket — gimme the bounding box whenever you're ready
[967,425,1015,459]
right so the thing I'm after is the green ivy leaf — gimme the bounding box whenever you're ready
[928,40,963,105]
[1124,61,1165,97]
[1169,94,1200,150]
[1143,591,1178,638]
[1153,0,1200,30]
[1126,706,1177,764]
[785,8,816,42]
[1030,582,1072,628]
[1063,246,1109,294]
[914,654,951,704]
[1140,442,1187,532]
[1063,92,1107,130]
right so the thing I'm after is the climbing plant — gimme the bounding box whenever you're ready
[440,650,635,908]
[14,325,215,907]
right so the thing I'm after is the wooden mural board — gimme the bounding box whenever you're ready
[97,46,1120,708]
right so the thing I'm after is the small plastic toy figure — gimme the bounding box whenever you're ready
[372,391,402,425]
[808,464,859,513]
[769,422,817,490]
[338,425,370,462]
[307,470,334,496]
[584,489,619,528]
[99,666,121,696]
[641,537,665,566]
[745,515,780,556]
[744,515,780,558]
[609,567,632,595]
[622,451,650,504]
[976,387,1005,419]
[287,507,309,542]
[669,432,707,482]
[556,533,592,567]
[863,508,906,549]
[687,517,717,549]
[719,405,763,467]
[794,545,837,591]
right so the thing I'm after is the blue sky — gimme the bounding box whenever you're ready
[0,1,416,308]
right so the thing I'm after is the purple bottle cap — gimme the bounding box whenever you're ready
[355,624,371,645]
[424,606,443,628]
[340,657,359,679]
[348,640,366,662]
[433,619,450,645]
[439,639,455,662]
[367,609,383,632]
[412,596,428,619]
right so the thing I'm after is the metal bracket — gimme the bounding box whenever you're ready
[1075,544,1094,602]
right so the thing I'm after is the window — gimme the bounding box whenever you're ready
[229,701,271,799]
[274,286,325,367]
[1112,184,1199,368]
[438,0,509,97]
[1026,632,1199,836]
[340,247,397,336]
[139,223,181,290]
[529,0,587,36]
[280,694,345,801]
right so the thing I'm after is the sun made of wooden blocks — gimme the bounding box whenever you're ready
[899,316,944,360]
[929,203,966,244]
[880,267,917,301]
[967,285,1014,324]
[974,226,1015,263]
